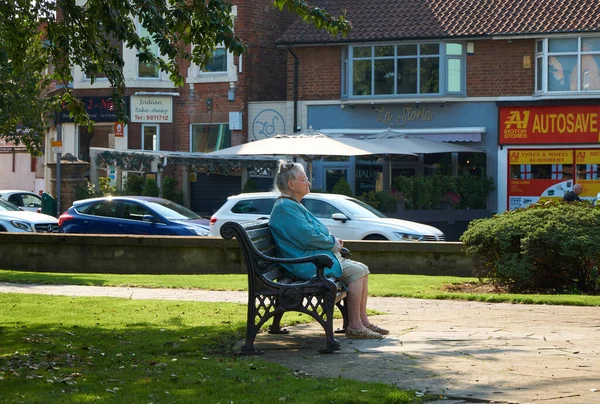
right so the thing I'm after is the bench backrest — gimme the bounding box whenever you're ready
[220,219,287,283]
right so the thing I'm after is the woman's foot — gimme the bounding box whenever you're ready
[345,326,384,339]
[366,323,389,335]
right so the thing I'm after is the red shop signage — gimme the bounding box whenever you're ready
[499,105,600,145]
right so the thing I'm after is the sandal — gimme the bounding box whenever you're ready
[345,327,384,339]
[366,323,389,335]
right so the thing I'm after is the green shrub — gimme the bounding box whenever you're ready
[98,176,117,196]
[74,180,98,200]
[142,178,160,197]
[392,174,493,209]
[357,190,380,209]
[124,174,145,195]
[161,176,178,201]
[242,178,259,193]
[460,200,600,294]
[332,178,353,196]
[357,190,401,212]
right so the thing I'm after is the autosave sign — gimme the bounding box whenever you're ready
[130,96,173,123]
[499,105,600,144]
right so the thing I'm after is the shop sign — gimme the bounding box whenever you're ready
[131,96,173,123]
[499,105,600,144]
[114,122,125,137]
[58,96,129,123]
[374,106,433,127]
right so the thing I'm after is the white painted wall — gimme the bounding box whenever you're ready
[0,150,35,191]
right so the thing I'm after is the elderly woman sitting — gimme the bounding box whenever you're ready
[268,160,388,339]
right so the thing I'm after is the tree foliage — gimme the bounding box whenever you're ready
[0,0,351,154]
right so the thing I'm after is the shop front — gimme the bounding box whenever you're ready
[306,101,497,207]
[498,103,600,212]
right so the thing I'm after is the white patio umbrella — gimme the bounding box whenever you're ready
[207,132,416,182]
[364,129,485,154]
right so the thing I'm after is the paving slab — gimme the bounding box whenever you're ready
[2,283,600,403]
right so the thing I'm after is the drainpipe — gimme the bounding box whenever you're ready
[288,48,299,133]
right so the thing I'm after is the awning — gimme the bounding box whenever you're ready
[319,127,486,142]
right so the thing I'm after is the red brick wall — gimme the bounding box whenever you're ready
[236,1,296,102]
[287,47,342,100]
[467,39,535,96]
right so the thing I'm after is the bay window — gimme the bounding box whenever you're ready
[347,42,464,98]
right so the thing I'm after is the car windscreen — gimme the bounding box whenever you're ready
[144,200,201,220]
[0,198,22,212]
[337,197,388,219]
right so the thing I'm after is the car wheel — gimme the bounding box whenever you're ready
[363,234,388,240]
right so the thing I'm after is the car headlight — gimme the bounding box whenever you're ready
[393,232,423,242]
[11,220,33,232]
[186,227,210,236]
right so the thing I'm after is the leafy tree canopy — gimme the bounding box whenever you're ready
[0,0,350,154]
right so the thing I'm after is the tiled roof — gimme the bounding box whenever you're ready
[278,0,600,45]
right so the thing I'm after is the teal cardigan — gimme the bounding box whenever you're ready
[269,197,342,280]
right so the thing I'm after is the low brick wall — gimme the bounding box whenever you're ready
[0,233,473,277]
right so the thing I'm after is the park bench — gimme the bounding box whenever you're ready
[220,219,348,354]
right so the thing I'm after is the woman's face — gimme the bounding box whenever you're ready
[288,168,311,201]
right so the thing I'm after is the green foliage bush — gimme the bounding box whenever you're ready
[460,200,600,294]
[124,174,145,195]
[242,178,259,193]
[142,178,160,197]
[392,174,494,209]
[332,178,353,196]
[74,180,98,200]
[161,176,178,201]
[357,190,401,212]
[98,176,117,196]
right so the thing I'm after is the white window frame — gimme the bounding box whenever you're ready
[186,6,238,84]
[136,21,161,80]
[142,124,160,151]
[535,36,600,94]
[346,42,465,99]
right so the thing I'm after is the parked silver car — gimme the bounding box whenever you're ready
[0,190,42,212]
[0,198,59,233]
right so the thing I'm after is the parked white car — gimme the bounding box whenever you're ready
[209,192,445,241]
[0,190,43,212]
[0,198,59,233]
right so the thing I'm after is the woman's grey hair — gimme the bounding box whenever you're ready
[273,160,304,192]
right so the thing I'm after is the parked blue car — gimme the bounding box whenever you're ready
[59,196,210,236]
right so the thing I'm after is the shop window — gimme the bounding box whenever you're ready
[424,153,451,175]
[326,169,348,193]
[576,164,599,179]
[459,153,486,176]
[191,123,231,152]
[536,37,600,93]
[348,42,464,97]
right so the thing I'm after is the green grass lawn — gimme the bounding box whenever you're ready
[2,270,600,306]
[0,293,433,403]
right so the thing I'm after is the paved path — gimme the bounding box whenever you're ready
[2,282,600,404]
